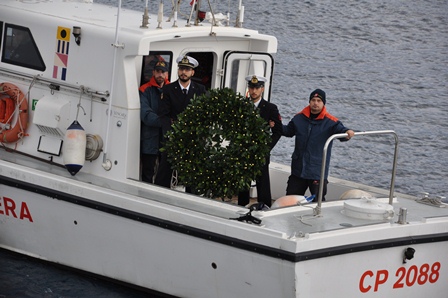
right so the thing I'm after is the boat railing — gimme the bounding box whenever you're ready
[0,67,109,100]
[316,130,398,215]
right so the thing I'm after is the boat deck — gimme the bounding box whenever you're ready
[260,197,448,236]
[2,147,447,239]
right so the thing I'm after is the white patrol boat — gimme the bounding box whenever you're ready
[0,1,447,297]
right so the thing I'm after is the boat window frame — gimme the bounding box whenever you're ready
[222,51,274,102]
[1,23,46,71]
[0,22,3,53]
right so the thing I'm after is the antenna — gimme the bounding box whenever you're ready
[235,0,244,27]
[140,0,149,28]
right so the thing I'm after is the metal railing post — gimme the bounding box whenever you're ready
[316,130,398,215]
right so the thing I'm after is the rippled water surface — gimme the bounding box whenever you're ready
[1,0,447,297]
[244,0,448,197]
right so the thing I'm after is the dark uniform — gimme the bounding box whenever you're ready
[158,81,206,136]
[155,55,206,189]
[238,75,282,207]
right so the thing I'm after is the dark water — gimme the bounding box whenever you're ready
[1,0,447,297]
[0,249,150,298]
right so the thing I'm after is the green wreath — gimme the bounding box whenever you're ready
[164,88,271,199]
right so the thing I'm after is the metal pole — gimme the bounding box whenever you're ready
[316,130,398,215]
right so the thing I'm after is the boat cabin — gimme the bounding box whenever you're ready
[0,0,277,185]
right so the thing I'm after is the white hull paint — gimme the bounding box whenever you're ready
[0,1,447,297]
[2,158,447,297]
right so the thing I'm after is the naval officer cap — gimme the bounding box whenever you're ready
[176,55,199,68]
[246,75,267,87]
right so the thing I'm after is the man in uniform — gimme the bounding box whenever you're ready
[238,75,282,207]
[155,55,206,189]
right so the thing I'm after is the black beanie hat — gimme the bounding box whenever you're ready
[309,89,326,105]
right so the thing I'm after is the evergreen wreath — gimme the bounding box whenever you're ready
[164,88,271,199]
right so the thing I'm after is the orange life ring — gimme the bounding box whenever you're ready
[0,82,28,143]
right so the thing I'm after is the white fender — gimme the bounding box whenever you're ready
[339,189,373,200]
[63,120,86,176]
[271,195,315,209]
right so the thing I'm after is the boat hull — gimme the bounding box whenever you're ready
[1,161,447,297]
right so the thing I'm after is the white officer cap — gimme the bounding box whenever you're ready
[245,74,267,87]
[176,55,199,68]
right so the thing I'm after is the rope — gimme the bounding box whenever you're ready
[230,209,262,225]
[416,197,445,208]
[229,203,266,224]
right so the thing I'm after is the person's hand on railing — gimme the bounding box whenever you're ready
[345,130,355,140]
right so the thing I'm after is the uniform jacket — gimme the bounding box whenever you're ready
[283,105,350,180]
[158,80,206,135]
[258,99,282,151]
[139,77,169,155]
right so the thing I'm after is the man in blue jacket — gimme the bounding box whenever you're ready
[281,89,354,201]
[139,60,170,183]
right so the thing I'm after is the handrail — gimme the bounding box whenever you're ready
[316,130,399,215]
[0,67,109,100]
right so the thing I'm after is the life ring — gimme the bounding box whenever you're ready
[0,82,28,143]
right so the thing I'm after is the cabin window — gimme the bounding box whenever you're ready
[140,51,173,85]
[140,51,214,90]
[186,52,214,90]
[1,24,46,71]
[222,51,274,102]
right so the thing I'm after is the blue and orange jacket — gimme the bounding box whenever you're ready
[139,76,170,155]
[282,105,351,180]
